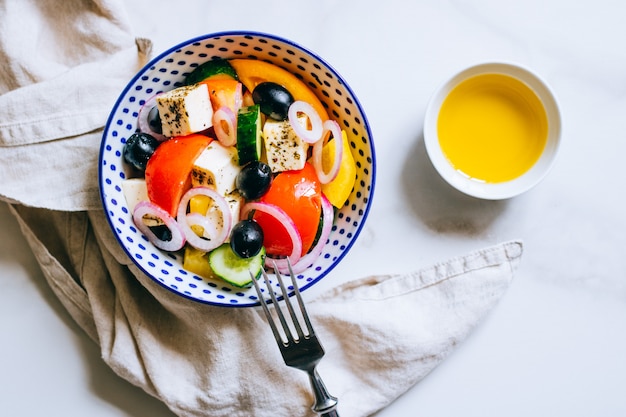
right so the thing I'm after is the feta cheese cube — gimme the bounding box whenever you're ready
[156,83,213,137]
[225,190,243,223]
[191,141,241,195]
[121,178,149,212]
[209,190,243,236]
[122,178,164,226]
[263,117,310,172]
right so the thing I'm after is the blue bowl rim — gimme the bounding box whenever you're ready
[98,30,377,307]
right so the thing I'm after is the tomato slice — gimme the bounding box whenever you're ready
[253,163,322,257]
[144,134,212,217]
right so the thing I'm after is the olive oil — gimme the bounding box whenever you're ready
[437,73,548,183]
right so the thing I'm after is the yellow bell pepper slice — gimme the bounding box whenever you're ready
[183,245,216,279]
[320,130,356,208]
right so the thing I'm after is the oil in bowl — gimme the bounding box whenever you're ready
[424,63,561,200]
[438,73,548,183]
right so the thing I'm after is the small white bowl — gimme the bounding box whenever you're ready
[424,62,561,200]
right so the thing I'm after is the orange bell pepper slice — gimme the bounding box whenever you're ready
[229,59,329,122]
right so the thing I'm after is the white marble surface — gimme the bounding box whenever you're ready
[2,0,626,415]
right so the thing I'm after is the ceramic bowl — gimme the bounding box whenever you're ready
[99,31,375,307]
[424,62,561,200]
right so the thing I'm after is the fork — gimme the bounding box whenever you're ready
[251,259,340,417]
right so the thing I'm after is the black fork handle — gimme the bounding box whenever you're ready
[321,410,339,417]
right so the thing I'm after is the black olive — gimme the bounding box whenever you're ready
[123,132,159,171]
[148,224,172,242]
[236,161,273,200]
[147,106,163,134]
[252,82,294,120]
[230,220,264,258]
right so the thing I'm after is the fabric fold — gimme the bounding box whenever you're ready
[310,240,522,417]
[0,45,148,147]
[8,204,98,342]
[8,199,524,417]
[0,0,151,211]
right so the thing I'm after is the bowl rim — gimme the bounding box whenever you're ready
[98,30,376,307]
[423,61,562,200]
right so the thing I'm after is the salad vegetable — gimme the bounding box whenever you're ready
[122,58,357,285]
[229,59,329,121]
[209,243,266,288]
[183,58,239,85]
[236,104,263,165]
[251,162,321,258]
[143,134,212,217]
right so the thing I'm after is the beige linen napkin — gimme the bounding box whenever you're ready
[0,1,523,416]
[10,204,522,417]
[0,0,151,211]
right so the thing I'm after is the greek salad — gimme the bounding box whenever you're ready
[121,58,356,288]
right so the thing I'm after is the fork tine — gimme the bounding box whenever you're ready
[272,259,306,340]
[252,264,299,345]
[264,265,299,345]
[286,258,315,336]
[251,268,284,346]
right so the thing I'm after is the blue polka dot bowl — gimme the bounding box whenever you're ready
[99,31,376,307]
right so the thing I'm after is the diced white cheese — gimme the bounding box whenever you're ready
[121,178,149,212]
[122,178,164,226]
[191,141,241,195]
[224,190,243,224]
[263,116,310,172]
[156,83,213,137]
[206,190,243,242]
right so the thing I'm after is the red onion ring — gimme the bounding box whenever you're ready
[240,201,302,266]
[177,187,232,252]
[186,212,220,239]
[133,201,186,251]
[270,194,333,275]
[138,94,168,142]
[212,106,237,146]
[288,100,323,144]
[312,120,343,184]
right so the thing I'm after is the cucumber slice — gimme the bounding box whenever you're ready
[184,58,238,85]
[236,104,263,166]
[208,243,266,287]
